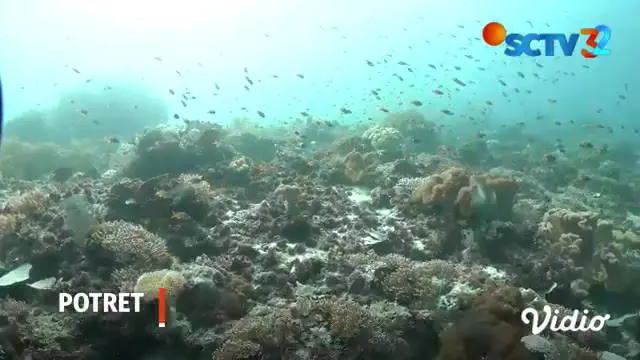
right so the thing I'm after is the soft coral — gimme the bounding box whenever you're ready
[437,285,535,360]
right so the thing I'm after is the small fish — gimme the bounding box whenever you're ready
[579,174,592,182]
[296,74,304,79]
[340,107,352,114]
[71,68,81,74]
[379,107,390,113]
[441,109,454,115]
[579,141,594,149]
[453,78,466,86]
[433,89,444,95]
[257,111,265,118]
[366,60,374,66]
[106,136,120,144]
[411,100,423,106]
[543,153,556,162]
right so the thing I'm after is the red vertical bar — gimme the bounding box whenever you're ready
[158,288,166,327]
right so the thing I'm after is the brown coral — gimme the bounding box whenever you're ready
[413,167,470,204]
[344,150,367,183]
[437,285,535,360]
[479,176,519,209]
[413,167,519,220]
[535,209,615,298]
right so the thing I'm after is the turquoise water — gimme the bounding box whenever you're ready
[0,0,637,138]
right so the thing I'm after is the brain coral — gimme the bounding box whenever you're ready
[362,125,402,151]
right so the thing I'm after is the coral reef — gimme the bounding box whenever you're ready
[0,105,636,360]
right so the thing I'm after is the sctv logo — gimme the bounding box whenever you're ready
[482,22,611,58]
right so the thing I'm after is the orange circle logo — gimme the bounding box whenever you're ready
[482,22,507,46]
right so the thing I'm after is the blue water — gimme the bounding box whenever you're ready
[0,0,637,141]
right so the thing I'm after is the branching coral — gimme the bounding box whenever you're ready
[89,220,173,270]
[0,213,18,233]
[0,298,75,355]
[6,189,47,215]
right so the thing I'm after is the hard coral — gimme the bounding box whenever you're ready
[536,209,612,299]
[89,220,173,270]
[362,125,403,151]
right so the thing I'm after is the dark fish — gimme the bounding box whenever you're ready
[366,60,374,66]
[579,141,594,149]
[453,78,466,86]
[53,167,74,182]
[0,75,3,149]
[257,111,265,118]
[411,100,423,106]
[433,89,444,95]
[441,109,454,115]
